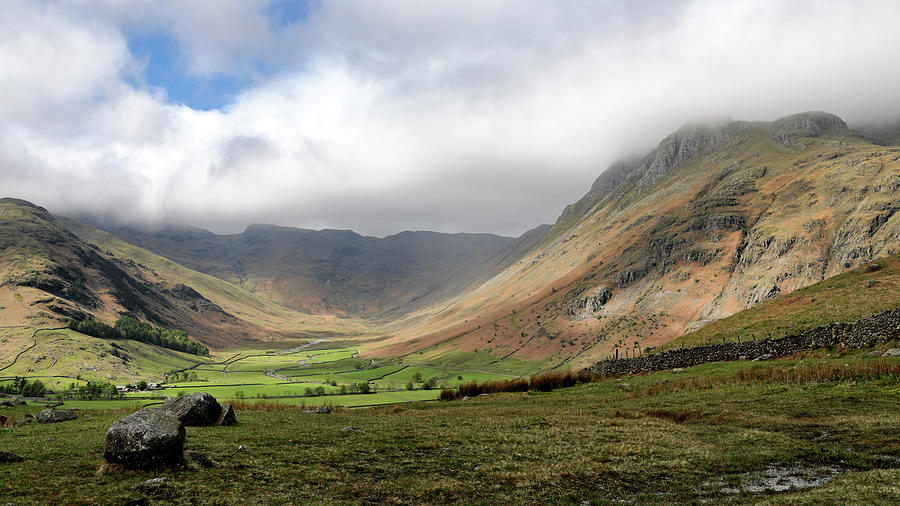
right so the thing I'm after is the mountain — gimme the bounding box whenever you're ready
[76,221,549,319]
[0,198,327,347]
[364,112,900,369]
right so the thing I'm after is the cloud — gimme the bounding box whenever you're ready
[1,0,900,237]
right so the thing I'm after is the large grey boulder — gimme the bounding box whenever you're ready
[159,392,222,426]
[36,409,78,424]
[104,409,185,469]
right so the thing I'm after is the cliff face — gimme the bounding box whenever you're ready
[369,112,900,369]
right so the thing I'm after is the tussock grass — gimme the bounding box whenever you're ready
[440,369,581,400]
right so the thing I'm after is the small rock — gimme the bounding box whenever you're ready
[342,426,357,432]
[883,349,900,358]
[104,409,185,469]
[672,368,685,373]
[237,445,246,452]
[753,354,774,361]
[159,392,222,426]
[315,406,331,415]
[0,450,25,463]
[653,379,669,386]
[617,383,631,391]
[136,477,174,498]
[461,396,470,401]
[866,280,879,288]
[36,409,77,424]
[865,351,884,357]
[215,403,237,426]
[187,450,218,468]
[864,263,882,273]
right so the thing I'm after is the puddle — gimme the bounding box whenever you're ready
[702,463,843,496]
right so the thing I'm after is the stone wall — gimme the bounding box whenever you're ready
[581,309,900,377]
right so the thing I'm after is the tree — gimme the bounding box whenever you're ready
[406,381,415,391]
[412,372,423,383]
[315,386,326,396]
[357,382,371,394]
[135,380,148,391]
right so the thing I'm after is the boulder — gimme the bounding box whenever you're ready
[883,349,900,357]
[36,409,78,424]
[159,393,222,426]
[103,409,185,469]
[0,450,25,463]
[315,406,331,414]
[215,403,237,426]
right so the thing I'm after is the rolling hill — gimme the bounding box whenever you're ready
[0,198,344,350]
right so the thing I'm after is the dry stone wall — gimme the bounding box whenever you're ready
[582,309,900,377]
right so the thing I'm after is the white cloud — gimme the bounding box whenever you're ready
[1,0,900,236]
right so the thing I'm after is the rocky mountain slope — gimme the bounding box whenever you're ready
[364,112,900,370]
[0,199,322,347]
[81,221,549,319]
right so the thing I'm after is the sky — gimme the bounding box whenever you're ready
[2,0,900,237]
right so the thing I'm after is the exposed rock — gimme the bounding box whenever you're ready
[36,409,78,424]
[883,349,900,357]
[616,268,646,288]
[136,477,175,498]
[187,450,218,468]
[864,263,883,273]
[672,368,685,373]
[159,392,222,426]
[315,406,331,415]
[342,426,358,432]
[616,383,631,391]
[215,403,237,426]
[0,450,25,463]
[103,409,185,469]
[566,287,613,317]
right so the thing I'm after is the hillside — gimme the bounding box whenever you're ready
[365,112,900,370]
[0,199,331,349]
[82,222,548,319]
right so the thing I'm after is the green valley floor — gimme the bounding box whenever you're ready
[1,346,899,504]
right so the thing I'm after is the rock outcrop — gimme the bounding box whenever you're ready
[103,409,185,469]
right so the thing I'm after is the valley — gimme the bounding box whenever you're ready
[1,111,898,505]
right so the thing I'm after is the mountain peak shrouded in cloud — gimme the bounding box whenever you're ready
[2,1,900,236]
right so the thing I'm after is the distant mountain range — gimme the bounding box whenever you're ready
[1,111,897,369]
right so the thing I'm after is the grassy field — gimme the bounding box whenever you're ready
[2,344,898,504]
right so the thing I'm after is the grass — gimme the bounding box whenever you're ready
[2,347,898,504]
